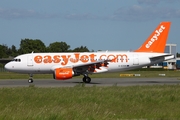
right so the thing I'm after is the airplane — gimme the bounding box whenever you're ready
[5,21,174,83]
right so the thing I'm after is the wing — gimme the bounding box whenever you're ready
[73,59,110,74]
[51,59,111,75]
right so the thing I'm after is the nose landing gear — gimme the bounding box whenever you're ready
[28,74,33,83]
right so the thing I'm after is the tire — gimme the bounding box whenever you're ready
[82,76,91,83]
[28,79,33,83]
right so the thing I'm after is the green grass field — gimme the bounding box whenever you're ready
[1,70,180,119]
[1,85,180,119]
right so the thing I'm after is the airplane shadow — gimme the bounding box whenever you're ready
[71,82,101,84]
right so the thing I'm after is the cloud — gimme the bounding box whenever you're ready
[110,5,180,22]
[0,8,99,21]
[137,0,161,5]
[64,13,98,20]
[137,0,180,5]
[1,3,180,22]
[0,8,57,20]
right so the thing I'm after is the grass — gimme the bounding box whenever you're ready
[0,85,180,119]
[0,72,52,79]
[0,69,180,79]
[1,69,180,119]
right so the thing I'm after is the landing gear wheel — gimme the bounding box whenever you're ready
[82,76,91,83]
[28,79,33,83]
[28,74,33,83]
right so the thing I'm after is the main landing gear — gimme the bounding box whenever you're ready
[28,74,33,83]
[27,73,91,83]
[82,74,91,83]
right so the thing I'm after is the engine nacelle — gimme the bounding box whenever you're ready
[53,68,74,80]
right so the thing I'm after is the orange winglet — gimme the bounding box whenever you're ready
[134,22,171,53]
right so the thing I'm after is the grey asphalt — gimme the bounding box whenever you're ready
[0,77,180,87]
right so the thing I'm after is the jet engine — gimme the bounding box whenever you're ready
[53,68,74,80]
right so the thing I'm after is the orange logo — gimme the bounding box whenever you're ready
[34,53,128,66]
[146,25,165,48]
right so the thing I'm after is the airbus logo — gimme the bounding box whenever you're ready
[146,25,165,48]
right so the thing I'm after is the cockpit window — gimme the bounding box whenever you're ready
[13,59,21,62]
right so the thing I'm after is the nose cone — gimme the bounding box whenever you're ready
[5,63,12,71]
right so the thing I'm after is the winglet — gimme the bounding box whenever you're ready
[134,22,171,53]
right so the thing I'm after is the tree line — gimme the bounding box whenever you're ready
[1,38,180,59]
[0,38,91,58]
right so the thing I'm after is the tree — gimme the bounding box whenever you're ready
[0,44,9,58]
[18,39,46,54]
[73,46,90,52]
[8,45,18,57]
[47,41,70,52]
[177,53,180,58]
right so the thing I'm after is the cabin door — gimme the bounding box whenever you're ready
[27,55,33,66]
[133,55,139,65]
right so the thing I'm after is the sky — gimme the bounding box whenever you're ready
[0,0,180,52]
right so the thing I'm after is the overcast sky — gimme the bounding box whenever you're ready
[0,0,180,52]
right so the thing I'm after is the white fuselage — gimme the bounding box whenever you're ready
[5,51,172,74]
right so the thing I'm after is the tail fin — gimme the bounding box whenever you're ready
[134,22,171,53]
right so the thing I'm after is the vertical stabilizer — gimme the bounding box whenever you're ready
[135,22,171,53]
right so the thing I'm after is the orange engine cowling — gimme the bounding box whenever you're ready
[54,68,74,80]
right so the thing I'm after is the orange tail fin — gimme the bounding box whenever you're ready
[134,22,171,53]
